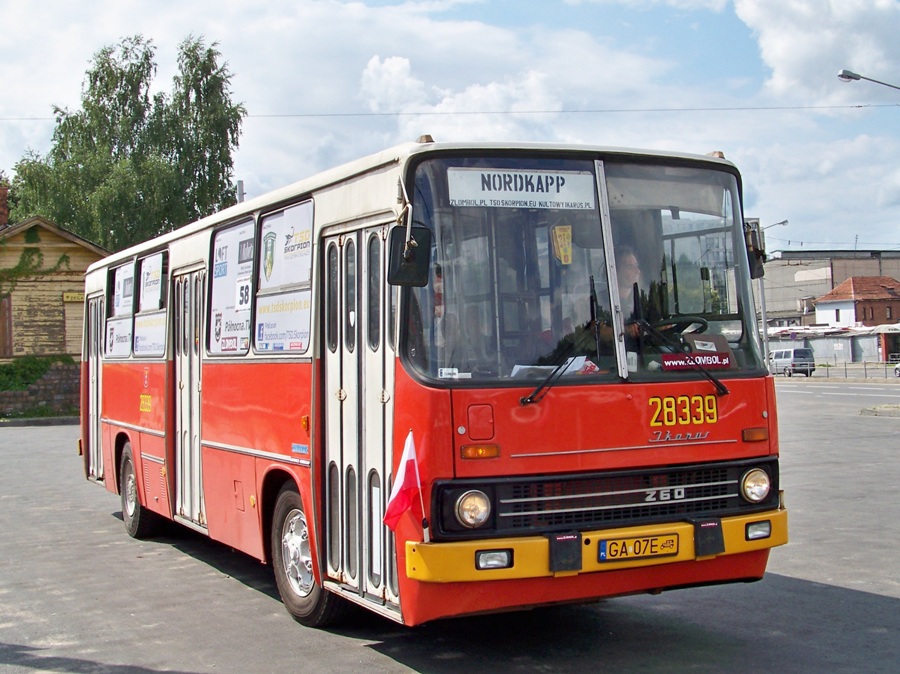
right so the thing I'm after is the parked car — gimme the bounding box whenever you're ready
[769,348,816,377]
[894,362,900,378]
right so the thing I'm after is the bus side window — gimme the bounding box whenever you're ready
[208,220,254,356]
[106,262,135,359]
[132,252,167,358]
[326,244,339,353]
[367,234,381,351]
[345,239,356,353]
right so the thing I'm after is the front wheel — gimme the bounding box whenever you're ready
[120,442,161,538]
[271,484,348,627]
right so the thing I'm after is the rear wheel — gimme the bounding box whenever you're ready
[120,442,161,538]
[271,483,348,627]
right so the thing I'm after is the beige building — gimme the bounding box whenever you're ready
[0,216,108,359]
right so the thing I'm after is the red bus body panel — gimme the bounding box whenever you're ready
[200,360,315,561]
[91,358,317,568]
[390,363,782,625]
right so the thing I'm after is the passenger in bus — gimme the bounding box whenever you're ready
[536,246,654,371]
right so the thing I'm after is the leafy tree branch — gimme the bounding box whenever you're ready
[9,35,246,252]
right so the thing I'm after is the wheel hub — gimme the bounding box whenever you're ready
[281,509,313,597]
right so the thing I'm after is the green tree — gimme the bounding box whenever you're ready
[10,35,246,251]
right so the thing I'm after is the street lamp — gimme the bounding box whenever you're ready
[837,69,900,92]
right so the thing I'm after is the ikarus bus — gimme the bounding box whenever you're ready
[80,137,786,627]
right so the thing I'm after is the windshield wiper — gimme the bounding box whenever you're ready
[519,353,576,406]
[589,275,603,364]
[635,319,730,397]
[522,273,606,406]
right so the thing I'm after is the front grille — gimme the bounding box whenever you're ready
[433,458,778,540]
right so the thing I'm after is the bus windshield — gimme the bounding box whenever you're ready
[404,154,765,384]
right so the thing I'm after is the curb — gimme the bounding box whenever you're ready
[0,416,80,427]
[860,405,900,418]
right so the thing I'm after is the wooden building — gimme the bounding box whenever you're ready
[0,216,108,359]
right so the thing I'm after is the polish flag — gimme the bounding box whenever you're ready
[383,431,422,531]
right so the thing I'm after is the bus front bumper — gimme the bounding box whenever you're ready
[406,503,787,583]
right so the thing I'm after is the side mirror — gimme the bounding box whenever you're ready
[387,226,432,286]
[743,221,766,279]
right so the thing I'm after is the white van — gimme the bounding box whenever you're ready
[769,348,816,377]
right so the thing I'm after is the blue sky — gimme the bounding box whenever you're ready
[2,0,899,252]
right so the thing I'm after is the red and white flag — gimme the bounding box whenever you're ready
[383,430,422,531]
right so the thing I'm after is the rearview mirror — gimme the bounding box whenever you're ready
[387,226,432,286]
[743,220,765,279]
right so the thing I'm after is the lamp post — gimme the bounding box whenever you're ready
[757,219,788,370]
[837,69,900,92]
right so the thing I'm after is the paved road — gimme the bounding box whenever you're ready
[1,388,898,673]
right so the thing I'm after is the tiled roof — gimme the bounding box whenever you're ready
[816,276,900,303]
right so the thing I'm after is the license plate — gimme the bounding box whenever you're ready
[598,533,679,562]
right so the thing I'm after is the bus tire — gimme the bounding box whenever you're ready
[120,442,160,539]
[272,483,348,627]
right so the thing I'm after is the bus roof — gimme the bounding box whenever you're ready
[85,138,736,274]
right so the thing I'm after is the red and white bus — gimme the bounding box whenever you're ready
[80,138,787,627]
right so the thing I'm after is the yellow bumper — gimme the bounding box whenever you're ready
[407,506,787,583]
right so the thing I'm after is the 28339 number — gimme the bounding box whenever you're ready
[649,394,717,427]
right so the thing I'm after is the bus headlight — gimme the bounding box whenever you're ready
[741,468,771,503]
[455,490,491,528]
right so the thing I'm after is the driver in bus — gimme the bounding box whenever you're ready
[538,244,658,371]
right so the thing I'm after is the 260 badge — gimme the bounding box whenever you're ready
[649,394,717,427]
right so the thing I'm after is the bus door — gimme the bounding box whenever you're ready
[173,269,206,529]
[323,228,392,605]
[85,294,104,481]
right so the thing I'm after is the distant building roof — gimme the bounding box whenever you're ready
[815,276,900,303]
[773,249,900,260]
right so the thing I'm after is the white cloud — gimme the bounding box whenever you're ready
[877,168,900,210]
[360,56,430,113]
[734,0,900,103]
[2,0,898,251]
[567,0,728,10]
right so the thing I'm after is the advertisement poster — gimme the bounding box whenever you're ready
[105,316,133,358]
[260,200,313,290]
[113,264,134,316]
[210,220,255,354]
[139,253,163,312]
[133,311,167,356]
[255,290,312,352]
